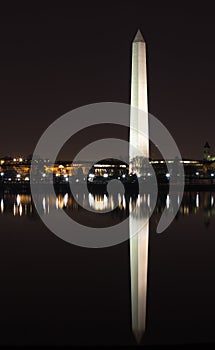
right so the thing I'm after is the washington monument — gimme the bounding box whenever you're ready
[129,29,149,343]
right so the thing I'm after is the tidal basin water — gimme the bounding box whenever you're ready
[0,190,215,346]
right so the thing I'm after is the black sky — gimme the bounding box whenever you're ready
[0,1,215,160]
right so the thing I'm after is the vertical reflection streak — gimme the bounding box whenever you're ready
[0,199,4,213]
[129,205,149,342]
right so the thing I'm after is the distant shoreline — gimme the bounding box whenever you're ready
[1,181,215,195]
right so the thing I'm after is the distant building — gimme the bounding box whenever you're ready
[203,142,211,160]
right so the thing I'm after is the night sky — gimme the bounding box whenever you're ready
[0,2,215,160]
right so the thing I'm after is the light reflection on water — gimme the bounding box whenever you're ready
[0,191,214,223]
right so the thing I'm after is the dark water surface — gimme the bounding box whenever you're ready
[0,191,215,346]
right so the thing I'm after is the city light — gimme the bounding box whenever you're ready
[0,154,215,187]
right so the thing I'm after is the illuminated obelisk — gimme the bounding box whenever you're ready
[129,29,149,343]
[130,29,149,161]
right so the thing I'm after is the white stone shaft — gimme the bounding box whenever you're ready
[130,30,149,162]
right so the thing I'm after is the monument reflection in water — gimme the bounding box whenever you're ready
[1,190,215,341]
